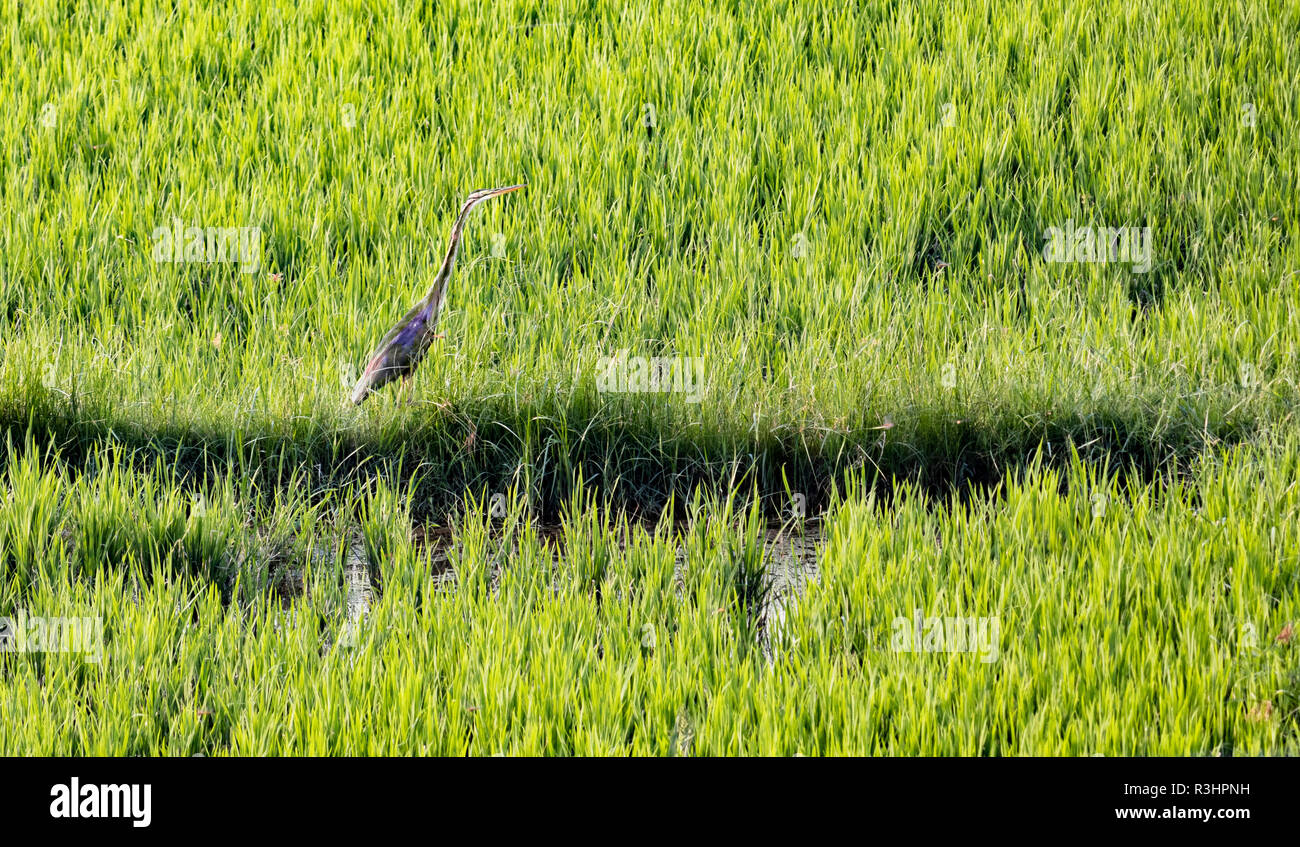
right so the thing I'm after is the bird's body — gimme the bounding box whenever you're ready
[350,184,523,405]
[351,301,437,402]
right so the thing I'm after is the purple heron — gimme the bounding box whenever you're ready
[350,184,524,405]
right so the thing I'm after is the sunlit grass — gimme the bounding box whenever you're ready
[1,0,1298,754]
[1,437,1297,754]
[1,0,1297,506]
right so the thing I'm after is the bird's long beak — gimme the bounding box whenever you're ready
[486,184,525,197]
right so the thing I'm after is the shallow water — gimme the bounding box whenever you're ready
[305,520,825,654]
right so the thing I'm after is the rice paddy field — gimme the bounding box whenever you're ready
[1,0,1298,755]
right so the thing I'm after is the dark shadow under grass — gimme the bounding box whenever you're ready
[0,383,1259,523]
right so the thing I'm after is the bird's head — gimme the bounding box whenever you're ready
[461,184,525,216]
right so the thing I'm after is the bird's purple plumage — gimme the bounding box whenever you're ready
[350,184,523,405]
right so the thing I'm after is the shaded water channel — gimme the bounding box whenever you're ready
[291,521,825,655]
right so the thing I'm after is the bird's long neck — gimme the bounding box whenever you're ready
[418,203,475,321]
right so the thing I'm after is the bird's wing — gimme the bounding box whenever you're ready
[355,302,427,388]
[371,301,429,356]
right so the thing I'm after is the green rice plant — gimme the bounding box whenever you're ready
[1,0,1298,757]
[0,438,1297,754]
[0,0,1296,513]
[0,435,70,597]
